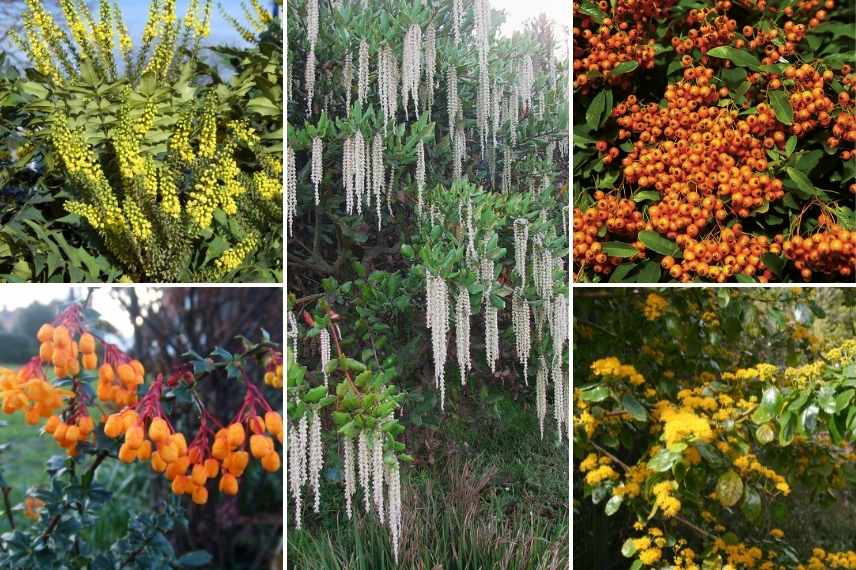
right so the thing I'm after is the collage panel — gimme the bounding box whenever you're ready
[0,1,283,283]
[286,0,570,567]
[571,0,855,284]
[573,287,856,569]
[0,286,284,568]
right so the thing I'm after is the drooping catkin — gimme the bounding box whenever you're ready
[343,136,354,214]
[288,415,308,528]
[424,24,436,114]
[311,136,323,205]
[307,0,319,51]
[512,288,531,385]
[485,304,499,373]
[287,147,297,236]
[320,329,331,386]
[353,131,366,215]
[509,85,519,146]
[452,0,462,44]
[343,437,355,519]
[491,80,501,148]
[387,457,402,563]
[371,429,385,520]
[552,359,566,435]
[287,311,299,355]
[502,146,512,193]
[447,66,458,143]
[453,125,466,181]
[416,140,425,218]
[536,356,547,439]
[378,46,398,130]
[426,272,449,410]
[518,55,534,112]
[401,24,422,120]
[305,48,316,116]
[308,410,323,513]
[465,198,477,265]
[552,293,568,361]
[372,133,385,231]
[357,40,369,106]
[513,218,528,285]
[455,286,471,385]
[357,430,371,512]
[343,50,353,115]
[474,0,490,155]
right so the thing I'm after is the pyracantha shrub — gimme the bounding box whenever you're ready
[574,288,856,569]
[1,0,283,282]
[0,301,283,568]
[288,0,569,562]
[572,0,856,283]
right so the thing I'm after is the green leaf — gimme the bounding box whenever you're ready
[741,485,762,523]
[648,448,681,472]
[638,230,682,258]
[636,262,661,283]
[706,46,761,69]
[601,242,639,258]
[580,385,610,402]
[621,394,648,422]
[611,60,639,76]
[577,0,606,22]
[769,91,793,125]
[586,89,608,130]
[816,385,837,414]
[761,253,786,277]
[605,495,623,516]
[621,538,638,557]
[632,190,661,203]
[304,385,328,403]
[716,470,744,508]
[752,386,781,424]
[608,263,638,283]
[784,135,797,157]
[785,167,820,198]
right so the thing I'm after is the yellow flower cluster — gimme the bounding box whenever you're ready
[187,151,248,228]
[631,527,668,567]
[613,462,651,498]
[0,363,72,423]
[214,231,260,274]
[580,453,619,486]
[591,357,645,385]
[253,171,281,200]
[712,538,764,568]
[659,406,714,447]
[643,293,668,321]
[823,339,856,365]
[733,454,791,495]
[701,310,720,327]
[577,409,597,437]
[199,95,219,159]
[50,115,124,230]
[652,480,681,517]
[801,548,856,569]
[769,528,784,538]
[722,362,778,382]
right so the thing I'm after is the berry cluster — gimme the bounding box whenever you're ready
[662,225,781,282]
[572,192,647,275]
[783,225,855,280]
[264,351,283,388]
[0,358,71,423]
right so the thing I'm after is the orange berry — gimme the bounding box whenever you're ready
[191,485,208,505]
[125,425,144,449]
[151,452,167,472]
[78,333,96,354]
[104,414,124,438]
[204,458,220,478]
[36,323,55,343]
[118,442,137,463]
[99,363,115,383]
[82,353,98,370]
[117,363,135,385]
[52,325,70,349]
[137,440,153,461]
[219,473,239,496]
[78,415,94,436]
[191,463,208,486]
[39,342,54,363]
[44,415,60,434]
[227,423,246,448]
[159,441,179,463]
[250,434,273,459]
[148,418,171,444]
[261,451,280,472]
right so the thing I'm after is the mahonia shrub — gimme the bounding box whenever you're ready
[288,0,569,563]
[572,0,855,283]
[0,301,283,568]
[574,288,856,569]
[2,0,282,282]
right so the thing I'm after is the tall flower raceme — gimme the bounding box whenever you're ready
[287,309,411,561]
[0,303,284,507]
[15,0,212,85]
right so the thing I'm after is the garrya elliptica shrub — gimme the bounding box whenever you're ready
[287,0,569,562]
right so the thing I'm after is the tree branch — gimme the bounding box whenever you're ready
[1,486,15,530]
